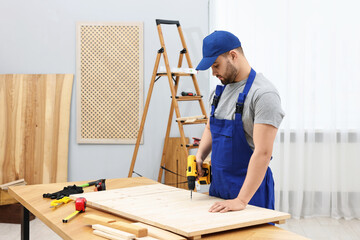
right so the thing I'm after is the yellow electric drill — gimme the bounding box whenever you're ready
[186,155,211,200]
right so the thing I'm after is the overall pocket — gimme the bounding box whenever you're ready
[210,120,234,168]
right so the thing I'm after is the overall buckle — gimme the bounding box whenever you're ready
[235,103,244,114]
[212,96,219,107]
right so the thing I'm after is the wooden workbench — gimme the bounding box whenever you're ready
[9,177,309,240]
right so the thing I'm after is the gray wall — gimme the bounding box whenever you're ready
[0,0,210,181]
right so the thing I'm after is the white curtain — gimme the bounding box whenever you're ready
[209,0,360,219]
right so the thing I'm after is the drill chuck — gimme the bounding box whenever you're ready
[187,176,196,191]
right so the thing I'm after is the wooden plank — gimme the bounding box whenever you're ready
[0,179,26,190]
[175,115,205,122]
[164,137,188,190]
[133,222,185,240]
[137,237,159,240]
[83,214,147,237]
[92,224,136,239]
[93,229,126,240]
[71,184,291,238]
[0,189,18,205]
[83,214,117,224]
[0,74,73,194]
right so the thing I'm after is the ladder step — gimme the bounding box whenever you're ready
[181,144,199,149]
[176,118,208,125]
[176,115,205,122]
[172,96,203,101]
[156,72,195,77]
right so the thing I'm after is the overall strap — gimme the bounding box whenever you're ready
[211,85,225,116]
[235,68,256,115]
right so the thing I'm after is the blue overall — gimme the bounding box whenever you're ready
[209,68,275,210]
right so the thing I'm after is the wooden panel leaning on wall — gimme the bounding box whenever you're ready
[164,137,189,190]
[0,74,73,196]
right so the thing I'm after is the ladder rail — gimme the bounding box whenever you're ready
[128,51,162,177]
[177,26,208,119]
[158,51,185,182]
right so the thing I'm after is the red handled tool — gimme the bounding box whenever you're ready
[62,197,86,223]
[192,137,201,146]
[181,91,196,96]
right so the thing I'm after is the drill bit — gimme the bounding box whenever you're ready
[190,190,192,200]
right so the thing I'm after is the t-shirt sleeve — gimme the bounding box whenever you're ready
[253,92,285,128]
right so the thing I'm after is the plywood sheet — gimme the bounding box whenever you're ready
[0,74,73,186]
[71,184,290,238]
[76,22,144,144]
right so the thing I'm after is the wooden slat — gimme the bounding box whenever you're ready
[0,179,26,190]
[93,229,127,240]
[184,144,199,149]
[83,214,147,237]
[0,189,18,205]
[156,73,194,76]
[176,119,208,125]
[92,224,136,240]
[174,96,203,101]
[133,222,185,240]
[71,184,291,238]
[0,74,73,188]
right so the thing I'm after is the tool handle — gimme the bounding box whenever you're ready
[86,178,106,186]
[50,197,72,207]
[156,19,180,26]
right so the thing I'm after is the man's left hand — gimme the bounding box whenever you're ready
[208,198,247,213]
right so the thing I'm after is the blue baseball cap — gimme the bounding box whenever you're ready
[196,31,241,71]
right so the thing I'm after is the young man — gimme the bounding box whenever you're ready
[195,31,284,213]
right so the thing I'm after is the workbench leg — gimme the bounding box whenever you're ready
[21,206,30,240]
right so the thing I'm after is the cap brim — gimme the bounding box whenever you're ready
[195,56,218,71]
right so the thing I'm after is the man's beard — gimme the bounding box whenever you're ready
[219,60,238,85]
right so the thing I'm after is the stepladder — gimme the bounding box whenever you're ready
[128,19,208,185]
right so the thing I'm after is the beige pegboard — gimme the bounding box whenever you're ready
[76,22,143,144]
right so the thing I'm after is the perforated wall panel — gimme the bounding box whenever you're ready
[76,22,143,144]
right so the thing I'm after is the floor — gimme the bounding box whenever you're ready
[280,217,360,240]
[0,217,359,240]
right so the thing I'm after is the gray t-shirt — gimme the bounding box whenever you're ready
[209,73,285,150]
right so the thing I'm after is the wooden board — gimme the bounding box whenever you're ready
[76,22,144,144]
[0,190,18,205]
[0,74,73,187]
[164,137,189,190]
[71,184,291,238]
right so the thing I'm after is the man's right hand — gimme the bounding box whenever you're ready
[195,157,205,179]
